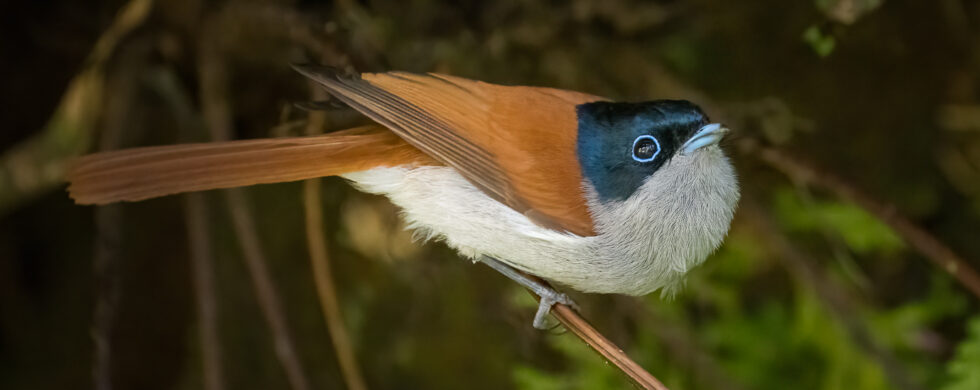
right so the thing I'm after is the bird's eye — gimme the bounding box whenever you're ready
[631,135,661,162]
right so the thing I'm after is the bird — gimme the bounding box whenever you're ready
[67,65,740,328]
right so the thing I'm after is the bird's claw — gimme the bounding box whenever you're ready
[478,255,579,330]
[532,290,577,330]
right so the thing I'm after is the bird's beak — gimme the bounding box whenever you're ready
[681,123,729,155]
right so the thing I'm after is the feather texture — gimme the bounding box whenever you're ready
[294,66,606,236]
[67,125,436,204]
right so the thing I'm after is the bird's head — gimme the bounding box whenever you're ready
[576,100,730,202]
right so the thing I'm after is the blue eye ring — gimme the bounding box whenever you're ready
[631,135,661,162]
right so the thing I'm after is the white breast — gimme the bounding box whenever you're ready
[341,146,739,296]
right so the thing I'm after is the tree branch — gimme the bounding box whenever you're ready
[523,275,669,390]
[91,19,156,390]
[147,66,229,390]
[738,138,980,300]
[184,193,226,390]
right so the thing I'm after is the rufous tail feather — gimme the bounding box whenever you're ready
[67,125,434,205]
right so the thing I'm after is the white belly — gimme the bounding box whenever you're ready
[341,147,739,296]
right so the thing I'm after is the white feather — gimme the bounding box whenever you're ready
[341,145,739,296]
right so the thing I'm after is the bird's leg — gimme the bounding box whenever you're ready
[479,255,577,329]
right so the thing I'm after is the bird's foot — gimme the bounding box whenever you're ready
[479,255,578,330]
[532,288,576,329]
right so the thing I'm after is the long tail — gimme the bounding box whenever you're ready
[67,125,434,205]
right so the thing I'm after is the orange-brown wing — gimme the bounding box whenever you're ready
[294,66,606,236]
[68,125,436,205]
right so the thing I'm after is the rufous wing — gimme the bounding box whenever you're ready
[68,125,436,205]
[294,65,606,236]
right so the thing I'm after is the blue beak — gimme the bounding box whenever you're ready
[681,123,729,155]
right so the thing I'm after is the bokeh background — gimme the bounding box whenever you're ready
[3,0,980,389]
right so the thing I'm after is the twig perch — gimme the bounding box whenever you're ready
[739,138,980,300]
[521,274,669,390]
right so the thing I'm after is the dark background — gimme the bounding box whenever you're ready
[2,0,980,389]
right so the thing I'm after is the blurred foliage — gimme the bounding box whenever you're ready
[943,315,980,390]
[802,25,837,57]
[2,0,980,390]
[773,187,904,255]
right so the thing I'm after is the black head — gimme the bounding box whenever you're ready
[576,100,710,202]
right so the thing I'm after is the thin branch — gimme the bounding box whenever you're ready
[198,23,311,390]
[552,305,669,390]
[91,19,157,390]
[221,190,311,390]
[142,61,231,390]
[92,203,122,390]
[149,65,228,390]
[184,193,226,390]
[302,82,369,390]
[522,275,669,390]
[143,62,229,390]
[738,138,980,300]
